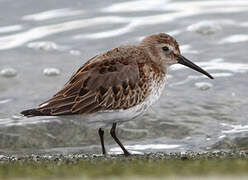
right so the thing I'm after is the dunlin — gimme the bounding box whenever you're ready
[21,33,213,156]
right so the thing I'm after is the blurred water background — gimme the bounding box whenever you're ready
[0,0,248,155]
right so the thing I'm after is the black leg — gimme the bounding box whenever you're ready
[110,123,130,156]
[98,128,106,155]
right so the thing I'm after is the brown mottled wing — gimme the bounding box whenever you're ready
[37,48,151,116]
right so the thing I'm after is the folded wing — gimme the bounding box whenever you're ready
[36,49,150,116]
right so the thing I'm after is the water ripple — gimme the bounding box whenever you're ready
[0,25,23,34]
[103,0,170,12]
[110,144,181,154]
[171,58,248,74]
[0,16,129,50]
[80,0,248,40]
[0,99,12,105]
[103,0,248,13]
[22,8,84,21]
[219,34,248,44]
[222,123,248,134]
[1,0,248,49]
[0,116,60,127]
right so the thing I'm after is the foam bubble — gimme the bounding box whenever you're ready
[187,21,221,35]
[69,50,81,56]
[195,82,213,90]
[27,41,68,51]
[0,68,17,78]
[43,68,60,76]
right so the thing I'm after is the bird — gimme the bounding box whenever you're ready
[21,33,213,156]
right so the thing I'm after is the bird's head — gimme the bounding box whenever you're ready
[140,33,213,79]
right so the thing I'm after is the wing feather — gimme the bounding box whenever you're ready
[72,93,96,112]
[33,46,157,116]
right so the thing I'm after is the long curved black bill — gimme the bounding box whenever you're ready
[178,55,214,79]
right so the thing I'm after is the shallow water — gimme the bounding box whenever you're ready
[0,0,248,155]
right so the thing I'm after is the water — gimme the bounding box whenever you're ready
[0,0,248,155]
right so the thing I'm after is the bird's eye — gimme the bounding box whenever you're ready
[162,46,169,51]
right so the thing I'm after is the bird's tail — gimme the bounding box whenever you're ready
[21,108,49,117]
